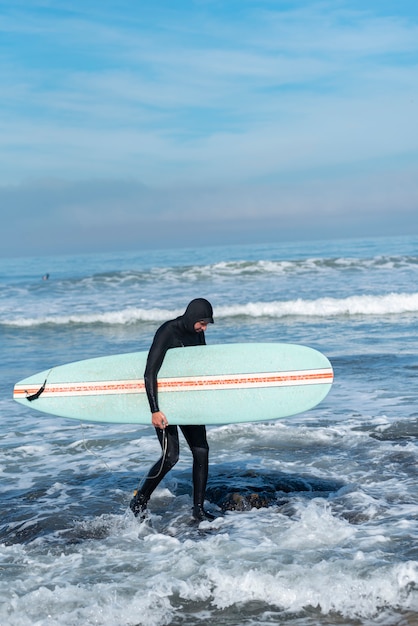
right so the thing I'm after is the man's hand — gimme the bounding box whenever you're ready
[152,411,168,429]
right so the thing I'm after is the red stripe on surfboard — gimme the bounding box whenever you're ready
[14,368,333,399]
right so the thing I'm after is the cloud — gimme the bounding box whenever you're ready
[0,1,418,256]
[2,160,417,258]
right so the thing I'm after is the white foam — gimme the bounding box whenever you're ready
[217,292,418,319]
[3,239,418,626]
[0,306,177,328]
[3,292,418,327]
[2,440,418,625]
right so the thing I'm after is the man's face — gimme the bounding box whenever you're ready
[194,320,209,333]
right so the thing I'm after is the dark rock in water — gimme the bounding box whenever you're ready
[218,492,271,512]
[201,464,344,512]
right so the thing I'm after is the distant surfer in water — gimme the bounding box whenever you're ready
[130,298,216,522]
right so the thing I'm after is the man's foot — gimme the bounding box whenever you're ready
[192,505,216,522]
[129,492,148,518]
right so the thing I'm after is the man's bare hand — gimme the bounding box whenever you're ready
[152,411,168,429]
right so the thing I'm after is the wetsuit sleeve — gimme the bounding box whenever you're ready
[144,324,172,413]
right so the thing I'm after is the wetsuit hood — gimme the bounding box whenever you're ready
[182,298,214,332]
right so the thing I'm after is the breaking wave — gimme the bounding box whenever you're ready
[3,292,418,327]
[57,254,418,284]
[11,254,418,291]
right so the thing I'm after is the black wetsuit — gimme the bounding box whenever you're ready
[134,298,214,512]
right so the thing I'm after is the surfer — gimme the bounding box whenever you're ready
[130,298,216,522]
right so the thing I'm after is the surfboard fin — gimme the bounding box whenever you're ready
[26,379,47,401]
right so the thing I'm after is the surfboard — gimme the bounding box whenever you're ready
[13,343,333,425]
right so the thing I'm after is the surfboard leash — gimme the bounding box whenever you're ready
[132,427,169,504]
[79,421,114,474]
[150,428,168,479]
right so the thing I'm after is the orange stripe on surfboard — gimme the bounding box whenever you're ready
[13,368,334,399]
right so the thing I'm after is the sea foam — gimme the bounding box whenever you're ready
[3,292,418,327]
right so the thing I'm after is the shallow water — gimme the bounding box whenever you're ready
[1,235,418,625]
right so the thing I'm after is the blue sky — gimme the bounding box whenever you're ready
[1,0,418,257]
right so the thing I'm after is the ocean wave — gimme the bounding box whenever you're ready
[218,292,418,318]
[0,307,174,328]
[109,255,416,280]
[27,254,418,289]
[2,292,418,327]
[127,255,418,278]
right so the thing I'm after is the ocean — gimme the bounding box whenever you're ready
[1,235,418,626]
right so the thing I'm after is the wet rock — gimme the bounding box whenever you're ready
[218,492,272,512]
[202,464,344,512]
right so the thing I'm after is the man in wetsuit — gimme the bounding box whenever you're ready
[130,298,216,522]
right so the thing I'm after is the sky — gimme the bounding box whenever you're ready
[1,0,418,258]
